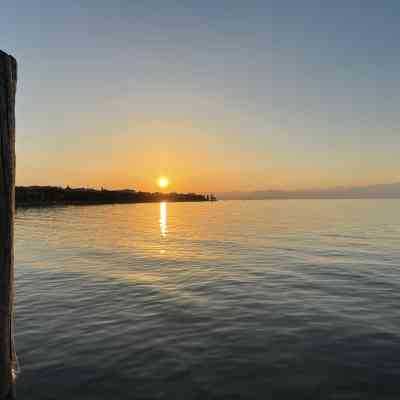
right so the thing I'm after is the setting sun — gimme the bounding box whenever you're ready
[157,177,169,189]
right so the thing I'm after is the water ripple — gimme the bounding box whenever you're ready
[14,200,400,399]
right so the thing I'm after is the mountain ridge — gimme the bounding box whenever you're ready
[217,182,400,200]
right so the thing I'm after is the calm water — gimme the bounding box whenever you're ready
[15,200,400,399]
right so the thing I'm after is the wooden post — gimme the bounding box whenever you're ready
[0,50,17,400]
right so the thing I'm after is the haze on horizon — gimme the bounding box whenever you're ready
[3,1,400,193]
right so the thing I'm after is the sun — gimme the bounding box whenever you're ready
[157,177,169,189]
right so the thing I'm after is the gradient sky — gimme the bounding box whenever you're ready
[2,1,400,192]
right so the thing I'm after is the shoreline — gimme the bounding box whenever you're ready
[15,186,217,208]
[16,198,212,209]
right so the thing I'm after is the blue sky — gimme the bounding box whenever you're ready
[2,1,400,191]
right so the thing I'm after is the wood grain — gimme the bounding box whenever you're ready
[0,50,17,400]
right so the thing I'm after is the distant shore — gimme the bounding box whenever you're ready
[16,186,217,207]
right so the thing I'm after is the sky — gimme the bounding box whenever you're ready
[2,1,400,192]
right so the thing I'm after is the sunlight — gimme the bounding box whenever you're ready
[157,177,169,189]
[160,201,168,237]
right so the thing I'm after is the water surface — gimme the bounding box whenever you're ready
[15,200,400,399]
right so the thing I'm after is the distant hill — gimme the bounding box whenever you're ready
[217,183,400,200]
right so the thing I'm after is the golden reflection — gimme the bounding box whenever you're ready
[160,202,168,238]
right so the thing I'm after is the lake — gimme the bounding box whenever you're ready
[15,200,400,399]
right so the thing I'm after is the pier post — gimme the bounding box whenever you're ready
[0,50,17,399]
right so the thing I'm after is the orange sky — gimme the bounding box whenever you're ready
[8,2,400,193]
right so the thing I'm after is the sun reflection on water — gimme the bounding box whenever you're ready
[160,202,168,238]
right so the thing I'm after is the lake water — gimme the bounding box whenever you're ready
[15,200,400,399]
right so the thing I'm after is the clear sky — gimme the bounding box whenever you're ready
[2,1,400,192]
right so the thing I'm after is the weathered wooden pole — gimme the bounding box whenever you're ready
[0,50,17,400]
